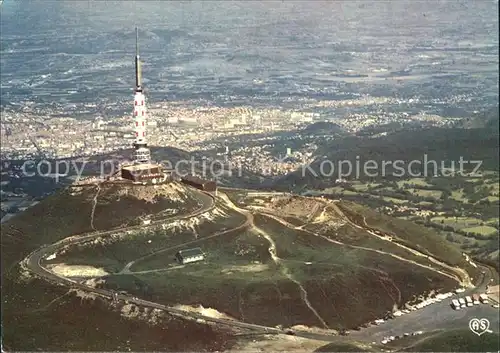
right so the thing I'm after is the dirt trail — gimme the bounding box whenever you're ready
[116,265,185,275]
[259,211,462,284]
[90,183,101,231]
[31,291,71,313]
[219,192,330,329]
[330,202,472,287]
[307,203,321,222]
[254,226,329,329]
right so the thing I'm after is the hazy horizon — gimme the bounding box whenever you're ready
[1,0,498,112]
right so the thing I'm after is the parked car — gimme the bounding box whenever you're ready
[465,296,473,307]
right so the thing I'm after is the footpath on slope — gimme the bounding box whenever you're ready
[258,210,461,284]
[329,201,473,288]
[217,192,332,331]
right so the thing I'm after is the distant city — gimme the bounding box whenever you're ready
[0,94,468,177]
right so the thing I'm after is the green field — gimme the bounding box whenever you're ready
[450,189,466,201]
[411,189,443,199]
[486,218,499,227]
[396,178,432,188]
[306,186,346,195]
[481,195,500,202]
[431,216,483,230]
[381,196,408,204]
[486,181,500,193]
[350,182,370,192]
[462,225,498,236]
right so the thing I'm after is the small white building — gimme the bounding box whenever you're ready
[175,247,205,264]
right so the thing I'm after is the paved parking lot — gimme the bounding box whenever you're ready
[348,298,499,343]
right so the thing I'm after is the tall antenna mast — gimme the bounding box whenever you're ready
[131,27,149,164]
[136,27,139,56]
[135,27,142,90]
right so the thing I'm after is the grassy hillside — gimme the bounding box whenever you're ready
[1,182,236,351]
[337,201,464,265]
[401,330,500,352]
[51,190,462,332]
[336,201,481,280]
[315,342,373,352]
[2,278,234,352]
[52,205,247,273]
[1,180,487,350]
[1,183,200,271]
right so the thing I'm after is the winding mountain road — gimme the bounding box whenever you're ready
[21,185,339,341]
[21,184,498,345]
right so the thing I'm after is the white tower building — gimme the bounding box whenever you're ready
[121,28,163,184]
[132,27,151,164]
